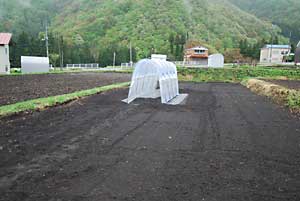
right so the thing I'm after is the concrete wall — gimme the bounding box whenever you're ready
[0,45,10,74]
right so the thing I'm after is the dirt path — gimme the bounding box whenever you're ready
[0,83,299,201]
[0,72,131,106]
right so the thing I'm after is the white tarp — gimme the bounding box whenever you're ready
[21,56,50,74]
[125,59,183,104]
[208,54,224,68]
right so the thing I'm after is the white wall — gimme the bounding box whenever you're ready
[208,54,224,68]
[260,48,290,63]
[0,45,10,74]
[260,49,269,63]
[21,56,50,74]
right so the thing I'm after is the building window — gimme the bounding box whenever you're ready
[5,47,8,55]
[5,66,8,72]
[194,49,205,54]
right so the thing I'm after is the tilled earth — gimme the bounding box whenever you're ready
[263,79,300,90]
[0,72,131,106]
[0,83,299,201]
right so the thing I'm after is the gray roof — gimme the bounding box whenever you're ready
[263,44,291,49]
[187,46,208,51]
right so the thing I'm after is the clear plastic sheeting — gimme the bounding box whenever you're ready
[208,54,224,68]
[125,59,180,104]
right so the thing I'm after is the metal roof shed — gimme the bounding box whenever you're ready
[21,56,50,74]
[208,54,224,68]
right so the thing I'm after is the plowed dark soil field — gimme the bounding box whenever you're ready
[0,83,299,201]
[264,79,300,90]
[0,72,131,106]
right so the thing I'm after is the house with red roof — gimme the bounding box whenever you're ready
[184,46,209,66]
[0,33,12,74]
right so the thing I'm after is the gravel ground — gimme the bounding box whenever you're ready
[0,82,299,201]
[0,72,131,106]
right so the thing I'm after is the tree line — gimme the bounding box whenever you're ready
[224,36,295,63]
[10,31,292,67]
[9,32,138,68]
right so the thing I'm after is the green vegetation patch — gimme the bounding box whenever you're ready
[0,82,130,117]
[178,67,300,83]
[287,91,300,111]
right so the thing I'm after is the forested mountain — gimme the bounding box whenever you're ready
[0,0,68,35]
[229,0,300,43]
[0,0,293,66]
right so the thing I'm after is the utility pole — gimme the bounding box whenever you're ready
[129,41,133,67]
[45,21,49,59]
[113,52,116,68]
[58,35,64,70]
[270,25,274,63]
[270,40,273,63]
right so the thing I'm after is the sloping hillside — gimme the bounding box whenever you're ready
[0,0,289,63]
[50,0,287,59]
[0,0,68,35]
[230,0,300,43]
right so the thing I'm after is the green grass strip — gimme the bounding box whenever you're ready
[0,82,130,117]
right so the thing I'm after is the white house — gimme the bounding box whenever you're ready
[184,46,209,66]
[0,33,12,74]
[260,44,291,64]
[295,41,300,64]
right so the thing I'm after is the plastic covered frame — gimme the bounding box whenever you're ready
[126,59,179,104]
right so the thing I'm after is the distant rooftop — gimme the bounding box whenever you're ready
[187,46,208,51]
[0,33,12,45]
[263,44,291,49]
